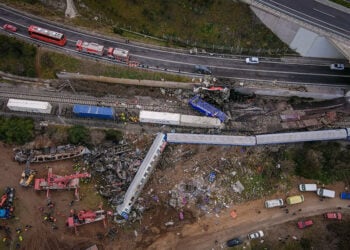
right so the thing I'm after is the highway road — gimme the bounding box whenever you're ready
[0,4,349,85]
[257,0,350,40]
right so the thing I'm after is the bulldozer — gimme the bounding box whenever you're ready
[19,169,37,187]
[19,154,37,187]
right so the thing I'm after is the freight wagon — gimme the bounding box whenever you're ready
[7,99,52,114]
[188,95,228,122]
[73,104,115,120]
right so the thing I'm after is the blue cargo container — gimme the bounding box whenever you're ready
[188,95,227,122]
[73,104,115,120]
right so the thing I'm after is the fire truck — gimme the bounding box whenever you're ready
[107,47,130,62]
[76,40,104,56]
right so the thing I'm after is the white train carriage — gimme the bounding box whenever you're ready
[7,98,52,114]
[255,129,348,145]
[180,114,222,128]
[139,110,222,128]
[166,133,257,146]
[139,110,180,125]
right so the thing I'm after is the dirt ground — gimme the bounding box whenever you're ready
[0,141,349,250]
[0,142,107,250]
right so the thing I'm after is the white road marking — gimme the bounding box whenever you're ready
[313,8,335,18]
[267,0,349,36]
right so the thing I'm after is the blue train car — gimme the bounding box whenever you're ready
[73,104,115,120]
[188,95,227,122]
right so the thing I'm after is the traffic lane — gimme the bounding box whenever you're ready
[135,53,350,77]
[259,0,350,37]
[214,67,349,84]
[259,0,350,30]
[1,6,347,73]
[1,6,348,84]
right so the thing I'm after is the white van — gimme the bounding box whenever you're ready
[316,188,335,198]
[265,198,284,208]
[299,184,317,192]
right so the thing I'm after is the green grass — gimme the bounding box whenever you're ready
[330,0,350,8]
[0,35,37,77]
[39,51,81,79]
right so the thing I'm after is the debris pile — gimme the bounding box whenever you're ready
[83,144,145,207]
[14,145,90,163]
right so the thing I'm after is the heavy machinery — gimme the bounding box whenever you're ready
[0,187,15,219]
[66,209,112,234]
[34,168,91,199]
[19,155,37,187]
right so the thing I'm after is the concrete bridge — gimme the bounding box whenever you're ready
[241,0,350,61]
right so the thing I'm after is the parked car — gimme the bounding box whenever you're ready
[245,57,259,64]
[316,188,335,198]
[297,219,313,229]
[286,195,304,205]
[265,198,284,208]
[226,237,243,247]
[299,184,317,192]
[3,24,17,32]
[330,63,344,70]
[194,65,212,75]
[248,230,264,240]
[324,212,342,220]
[340,192,350,200]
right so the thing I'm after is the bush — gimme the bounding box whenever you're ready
[0,35,37,77]
[0,117,34,145]
[104,129,123,143]
[68,125,90,145]
[293,142,350,184]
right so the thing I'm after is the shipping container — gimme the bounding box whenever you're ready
[73,104,115,120]
[7,98,52,114]
[180,114,222,128]
[139,111,180,125]
[188,95,227,122]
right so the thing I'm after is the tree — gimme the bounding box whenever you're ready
[68,125,90,145]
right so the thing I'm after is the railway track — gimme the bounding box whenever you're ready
[0,85,193,114]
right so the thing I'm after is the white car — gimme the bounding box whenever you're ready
[245,57,259,64]
[265,198,284,208]
[330,63,344,70]
[248,230,264,239]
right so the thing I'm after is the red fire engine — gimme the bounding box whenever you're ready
[107,47,130,63]
[76,40,104,56]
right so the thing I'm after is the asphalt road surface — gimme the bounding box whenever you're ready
[257,0,350,39]
[0,4,349,85]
